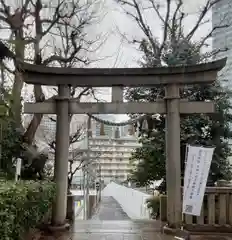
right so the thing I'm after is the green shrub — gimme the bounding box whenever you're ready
[0,180,55,240]
[146,195,160,219]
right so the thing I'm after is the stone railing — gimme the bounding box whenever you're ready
[160,187,232,233]
[102,182,152,219]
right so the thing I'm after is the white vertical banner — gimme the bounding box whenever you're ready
[182,145,215,216]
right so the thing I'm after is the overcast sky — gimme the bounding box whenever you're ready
[88,0,211,68]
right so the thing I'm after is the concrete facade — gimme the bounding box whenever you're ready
[212,0,232,88]
[89,134,141,184]
[212,0,232,161]
[71,123,141,185]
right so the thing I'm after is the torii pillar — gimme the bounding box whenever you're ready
[52,85,70,226]
[20,58,226,229]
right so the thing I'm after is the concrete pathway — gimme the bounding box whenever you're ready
[70,197,173,239]
[39,197,174,239]
[91,196,130,220]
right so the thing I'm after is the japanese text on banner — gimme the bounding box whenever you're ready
[182,146,214,216]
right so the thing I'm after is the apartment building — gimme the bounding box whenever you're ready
[212,0,232,87]
[72,120,141,185]
[212,0,232,161]
[89,133,140,184]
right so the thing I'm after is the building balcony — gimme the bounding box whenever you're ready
[100,173,127,178]
[100,168,130,171]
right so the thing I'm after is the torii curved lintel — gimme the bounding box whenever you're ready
[20,57,227,87]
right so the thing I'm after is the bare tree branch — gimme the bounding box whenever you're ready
[199,24,230,49]
[0,0,106,150]
[116,0,230,66]
[117,0,160,58]
[40,0,66,37]
[158,0,171,57]
[186,0,222,41]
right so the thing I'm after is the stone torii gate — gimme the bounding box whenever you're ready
[21,58,226,229]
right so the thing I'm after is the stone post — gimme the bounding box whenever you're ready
[52,85,70,227]
[100,122,105,135]
[165,84,181,228]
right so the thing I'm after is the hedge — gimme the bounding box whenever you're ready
[0,180,55,240]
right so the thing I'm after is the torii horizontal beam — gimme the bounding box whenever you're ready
[24,101,214,114]
[20,58,226,86]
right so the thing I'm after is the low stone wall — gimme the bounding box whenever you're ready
[102,182,151,219]
[160,187,232,233]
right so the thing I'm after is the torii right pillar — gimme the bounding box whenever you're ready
[164,67,226,229]
[165,84,182,228]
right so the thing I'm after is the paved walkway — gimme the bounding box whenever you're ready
[39,197,174,239]
[70,196,173,239]
[91,196,130,220]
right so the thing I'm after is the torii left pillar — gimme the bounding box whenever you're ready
[52,85,70,227]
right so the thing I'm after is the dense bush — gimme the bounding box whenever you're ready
[0,180,55,240]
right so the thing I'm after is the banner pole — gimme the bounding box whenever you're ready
[181,144,189,229]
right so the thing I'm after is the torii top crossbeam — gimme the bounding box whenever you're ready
[20,58,226,87]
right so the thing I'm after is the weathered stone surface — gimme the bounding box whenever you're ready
[21,58,226,86]
[91,197,130,220]
[191,236,232,240]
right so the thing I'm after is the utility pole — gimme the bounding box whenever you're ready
[84,116,91,220]
[98,164,102,202]
[94,162,101,204]
[0,122,2,170]
[83,166,86,219]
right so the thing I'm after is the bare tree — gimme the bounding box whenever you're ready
[115,0,232,186]
[68,154,86,191]
[45,123,86,189]
[32,5,104,182]
[0,0,106,146]
[44,122,85,150]
[114,0,231,120]
[115,0,230,66]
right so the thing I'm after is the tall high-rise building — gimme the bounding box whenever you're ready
[212,0,232,87]
[212,1,232,162]
[35,115,56,152]
[70,116,140,185]
[71,126,141,185]
[89,134,141,184]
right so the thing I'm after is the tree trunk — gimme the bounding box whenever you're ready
[23,84,44,144]
[11,29,25,129]
[23,2,45,145]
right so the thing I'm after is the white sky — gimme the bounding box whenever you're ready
[87,0,211,68]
